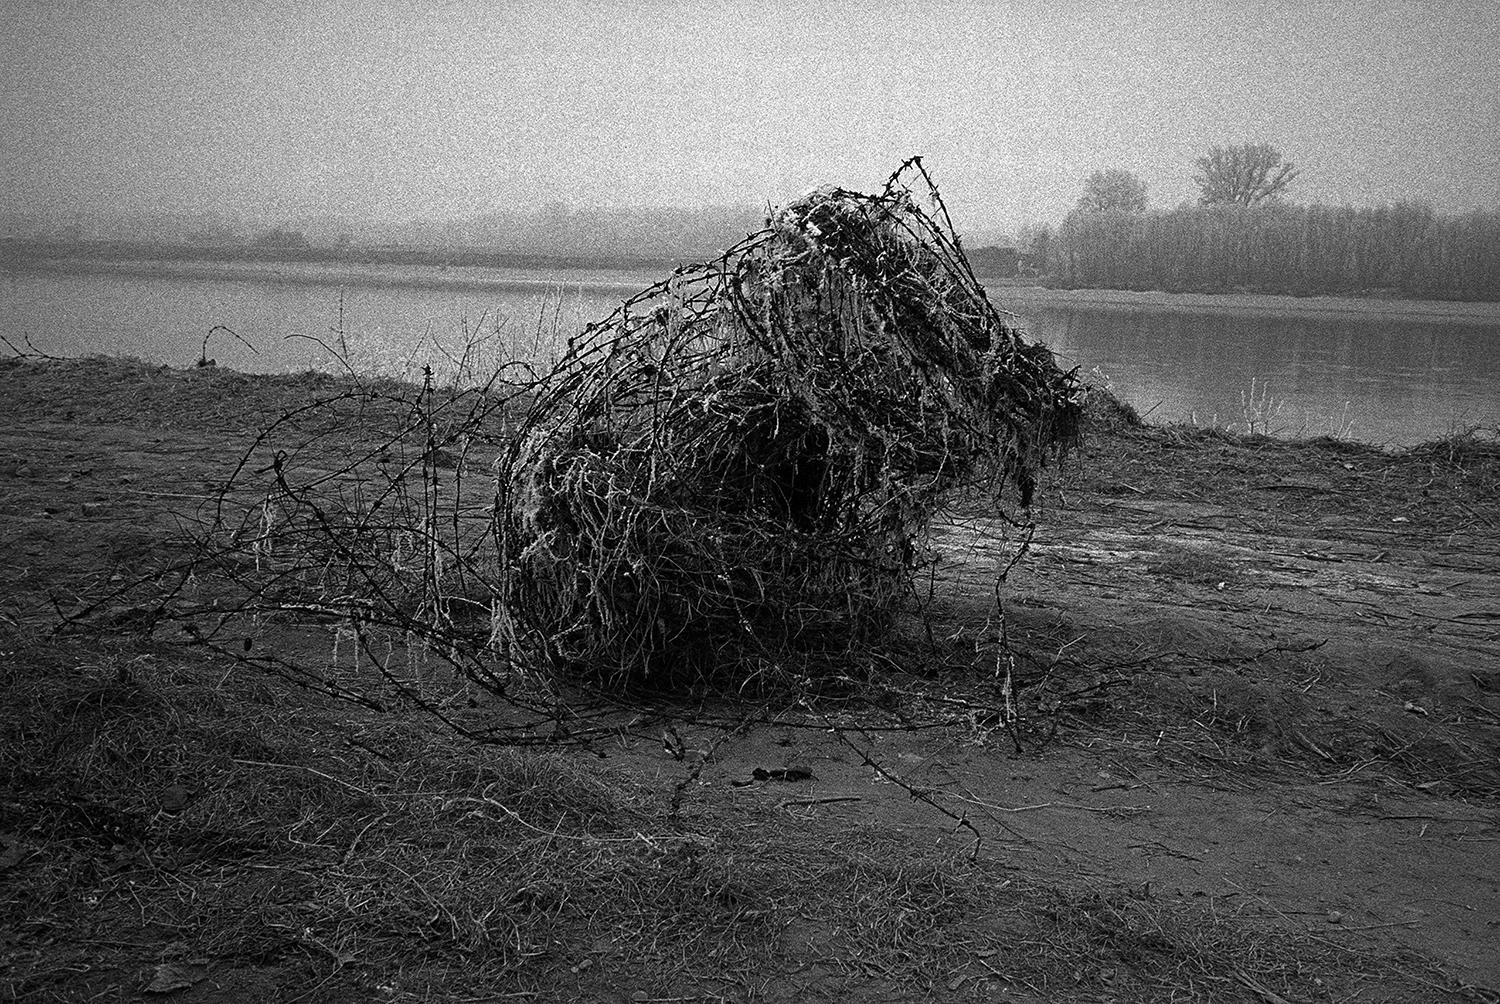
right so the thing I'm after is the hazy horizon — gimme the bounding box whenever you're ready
[3,1,1498,238]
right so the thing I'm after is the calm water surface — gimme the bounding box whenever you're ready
[1,259,647,378]
[2,259,1495,447]
[1009,304,1498,446]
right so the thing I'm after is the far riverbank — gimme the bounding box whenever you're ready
[979,282,1500,325]
[8,242,1498,325]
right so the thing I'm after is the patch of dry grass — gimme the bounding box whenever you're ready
[3,626,1488,1001]
[0,633,662,998]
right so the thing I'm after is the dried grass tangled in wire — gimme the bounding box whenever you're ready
[491,159,1080,685]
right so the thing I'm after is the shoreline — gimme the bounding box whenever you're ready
[0,252,658,296]
[6,250,1498,324]
[2,350,1494,453]
[1,353,1490,455]
[982,282,1500,324]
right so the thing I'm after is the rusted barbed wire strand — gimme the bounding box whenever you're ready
[176,158,1081,732]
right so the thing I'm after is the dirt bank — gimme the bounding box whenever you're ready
[2,357,1496,1002]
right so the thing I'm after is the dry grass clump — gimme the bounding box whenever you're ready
[1015,889,1363,1002]
[1408,425,1500,475]
[0,637,695,996]
[1078,383,1144,431]
[491,159,1079,685]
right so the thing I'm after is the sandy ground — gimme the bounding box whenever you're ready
[2,357,1496,1002]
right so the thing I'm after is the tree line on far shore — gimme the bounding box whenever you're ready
[1012,145,1500,302]
[1048,200,1500,300]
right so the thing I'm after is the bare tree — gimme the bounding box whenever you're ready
[1194,143,1299,205]
[1076,169,1148,213]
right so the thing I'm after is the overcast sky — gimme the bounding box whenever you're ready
[2,1,1497,231]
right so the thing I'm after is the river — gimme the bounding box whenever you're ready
[3,257,1496,447]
